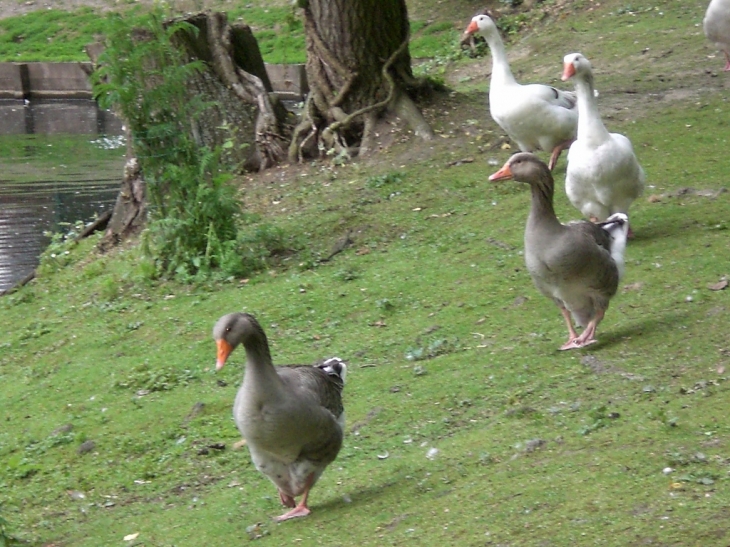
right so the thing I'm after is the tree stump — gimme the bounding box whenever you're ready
[171,11,289,171]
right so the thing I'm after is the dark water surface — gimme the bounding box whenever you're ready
[0,99,125,292]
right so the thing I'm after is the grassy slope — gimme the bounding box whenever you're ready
[2,0,730,545]
[0,0,460,63]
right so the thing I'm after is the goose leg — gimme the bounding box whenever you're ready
[558,307,580,350]
[275,474,315,522]
[548,139,574,171]
[562,310,604,350]
[724,50,730,71]
[278,490,296,508]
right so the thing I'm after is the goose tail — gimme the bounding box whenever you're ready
[600,213,629,279]
[318,357,348,385]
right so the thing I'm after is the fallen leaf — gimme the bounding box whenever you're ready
[446,157,474,167]
[232,439,247,450]
[124,533,140,541]
[647,194,662,203]
[623,282,644,292]
[511,295,528,307]
[708,280,728,291]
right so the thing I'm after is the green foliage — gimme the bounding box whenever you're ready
[0,8,123,62]
[497,13,531,35]
[91,9,286,281]
[37,222,86,275]
[405,337,461,361]
[366,172,404,189]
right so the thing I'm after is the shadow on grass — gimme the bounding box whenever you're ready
[591,309,689,352]
[311,471,415,517]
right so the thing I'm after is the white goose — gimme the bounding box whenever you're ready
[214,312,347,521]
[704,0,730,71]
[465,13,578,170]
[561,53,645,231]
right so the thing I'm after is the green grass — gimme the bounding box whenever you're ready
[0,2,465,63]
[2,0,730,545]
[0,8,137,62]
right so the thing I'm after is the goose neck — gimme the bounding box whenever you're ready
[574,73,609,141]
[487,34,518,87]
[242,335,281,389]
[527,177,560,228]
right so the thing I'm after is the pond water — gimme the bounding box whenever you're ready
[0,99,126,293]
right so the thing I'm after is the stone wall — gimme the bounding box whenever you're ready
[0,62,93,99]
[0,61,307,101]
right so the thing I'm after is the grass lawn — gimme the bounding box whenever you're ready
[1,0,730,545]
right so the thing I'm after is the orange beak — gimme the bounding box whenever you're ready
[216,339,234,371]
[466,20,478,34]
[561,62,576,81]
[489,162,513,182]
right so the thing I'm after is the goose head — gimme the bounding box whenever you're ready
[561,52,591,81]
[489,152,552,186]
[465,13,499,39]
[213,312,267,371]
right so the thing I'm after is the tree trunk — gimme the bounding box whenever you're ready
[290,0,434,161]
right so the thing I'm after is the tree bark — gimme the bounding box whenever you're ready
[98,157,146,252]
[170,11,289,171]
[289,0,434,161]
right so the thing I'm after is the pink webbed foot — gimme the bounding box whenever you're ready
[274,504,312,522]
[559,337,598,351]
[274,473,314,522]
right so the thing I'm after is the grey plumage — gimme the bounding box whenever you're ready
[213,312,346,521]
[489,152,629,350]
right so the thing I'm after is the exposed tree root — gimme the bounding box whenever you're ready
[290,9,434,161]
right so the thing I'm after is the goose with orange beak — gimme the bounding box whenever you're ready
[214,312,347,521]
[490,152,629,350]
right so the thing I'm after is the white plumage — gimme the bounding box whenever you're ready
[465,14,578,170]
[562,53,645,227]
[704,0,730,71]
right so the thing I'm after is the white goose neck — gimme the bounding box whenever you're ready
[573,73,610,143]
[486,33,518,88]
